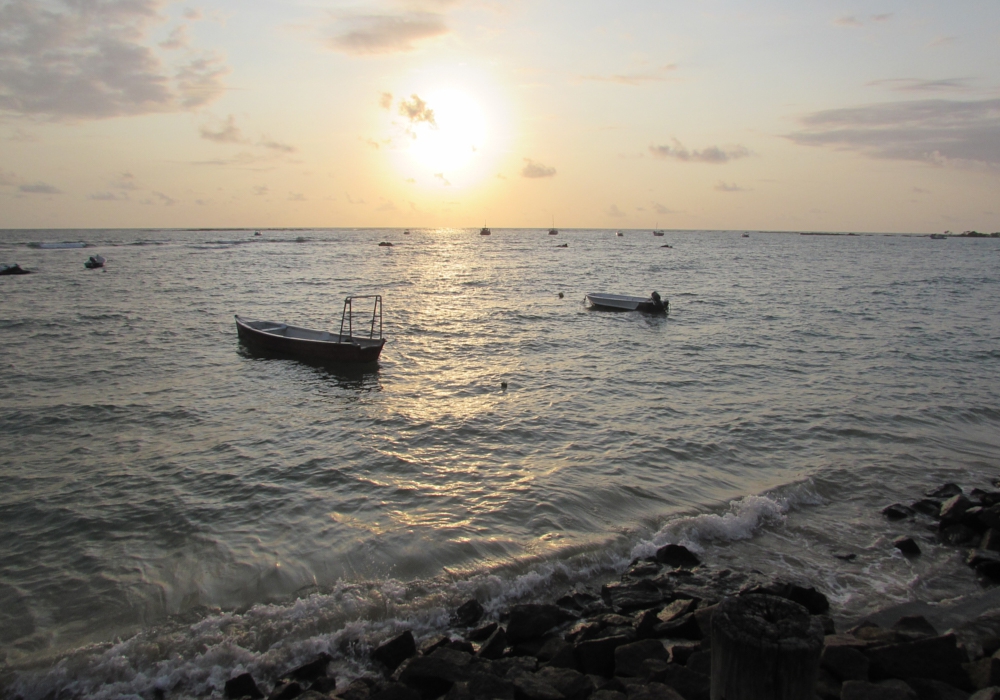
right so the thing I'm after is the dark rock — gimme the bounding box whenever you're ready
[268,681,302,700]
[589,691,627,700]
[369,683,422,700]
[982,530,1000,553]
[310,677,338,693]
[835,552,859,561]
[468,622,498,642]
[602,580,664,613]
[965,507,988,530]
[286,653,333,683]
[692,604,716,646]
[968,550,1000,581]
[507,604,562,644]
[633,609,661,639]
[564,620,603,644]
[741,581,830,615]
[419,636,452,656]
[487,656,538,677]
[941,495,974,528]
[905,677,971,700]
[535,636,573,663]
[556,591,601,612]
[647,664,710,700]
[337,678,376,700]
[943,524,979,546]
[895,537,922,556]
[574,635,631,677]
[893,616,939,639]
[623,681,686,700]
[372,631,418,673]
[654,544,701,569]
[865,633,971,690]
[511,674,564,700]
[533,667,595,700]
[685,649,711,675]
[966,655,1000,690]
[658,598,698,623]
[225,673,265,699]
[929,484,964,499]
[394,650,470,700]
[914,499,945,517]
[821,644,871,681]
[544,643,579,670]
[454,600,485,627]
[978,507,1000,531]
[885,504,917,520]
[444,672,515,700]
[447,640,475,655]
[976,491,1000,508]
[613,640,669,677]
[971,689,1000,700]
[841,679,917,700]
[815,667,842,700]
[652,612,702,640]
[624,561,662,579]
[478,626,508,660]
[296,692,329,700]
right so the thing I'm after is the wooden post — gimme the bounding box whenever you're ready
[710,594,824,700]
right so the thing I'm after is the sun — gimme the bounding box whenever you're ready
[407,89,487,174]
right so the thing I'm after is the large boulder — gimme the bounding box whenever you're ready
[574,635,631,677]
[602,580,665,613]
[225,673,264,699]
[372,631,418,673]
[506,604,562,644]
[613,639,669,677]
[864,633,971,690]
[841,679,916,700]
[655,544,701,568]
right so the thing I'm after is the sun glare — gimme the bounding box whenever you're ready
[408,90,486,174]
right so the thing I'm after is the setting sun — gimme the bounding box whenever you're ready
[407,89,486,175]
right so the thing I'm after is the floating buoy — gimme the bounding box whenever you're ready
[500,381,508,390]
[558,292,564,298]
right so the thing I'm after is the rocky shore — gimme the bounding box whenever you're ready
[14,481,1000,700]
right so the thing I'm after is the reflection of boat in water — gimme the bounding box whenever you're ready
[84,254,106,269]
[236,295,386,364]
[585,291,668,313]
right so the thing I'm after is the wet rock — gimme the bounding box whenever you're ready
[835,552,859,561]
[815,667,843,700]
[310,677,338,693]
[842,679,917,700]
[905,677,971,700]
[225,673,265,699]
[556,591,601,613]
[511,674,564,700]
[613,639,669,677]
[982,530,1000,553]
[864,633,970,690]
[574,634,631,677]
[885,503,917,520]
[647,664,710,700]
[981,508,1000,532]
[624,560,662,579]
[914,499,945,517]
[895,536,922,556]
[658,598,698,623]
[943,524,979,546]
[893,616,939,640]
[965,507,989,531]
[692,604,717,646]
[533,666,595,700]
[419,636,451,656]
[369,683,422,700]
[966,654,1000,690]
[941,495,975,529]
[821,644,870,681]
[652,612,702,640]
[623,681,685,700]
[296,692,329,700]
[337,678,376,700]
[372,631,417,673]
[589,691,626,700]
[741,581,830,615]
[268,681,302,700]
[685,649,711,675]
[286,653,333,683]
[467,622,498,642]
[454,599,485,627]
[394,649,471,700]
[654,544,701,569]
[602,580,664,613]
[507,604,562,644]
[971,689,1000,700]
[478,626,508,660]
[444,672,515,700]
[974,491,1000,508]
[968,551,1000,581]
[929,484,964,499]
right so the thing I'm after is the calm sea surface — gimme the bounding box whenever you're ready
[1,228,999,697]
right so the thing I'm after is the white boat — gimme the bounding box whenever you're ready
[586,292,668,313]
[84,254,106,269]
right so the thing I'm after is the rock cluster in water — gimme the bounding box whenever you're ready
[215,528,1000,700]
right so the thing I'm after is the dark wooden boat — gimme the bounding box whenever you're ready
[236,295,386,363]
[586,291,668,313]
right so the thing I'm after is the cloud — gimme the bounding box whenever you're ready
[0,0,228,120]
[326,13,449,55]
[88,191,127,201]
[786,98,1000,168]
[19,182,61,194]
[377,199,396,211]
[183,8,202,21]
[152,190,176,205]
[715,181,746,192]
[253,185,269,196]
[649,139,750,163]
[834,15,863,27]
[521,158,556,178]
[872,13,893,21]
[581,64,677,86]
[258,137,296,153]
[929,36,957,48]
[0,169,16,186]
[112,172,139,190]
[399,94,436,126]
[200,115,245,143]
[867,78,969,93]
[379,92,393,109]
[159,25,189,50]
[606,204,625,218]
[652,202,676,214]
[434,172,450,186]
[288,192,306,201]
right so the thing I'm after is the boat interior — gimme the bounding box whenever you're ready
[242,319,382,346]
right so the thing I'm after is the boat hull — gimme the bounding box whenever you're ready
[235,316,385,363]
[585,293,667,313]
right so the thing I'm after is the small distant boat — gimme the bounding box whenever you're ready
[557,243,568,248]
[929,233,947,240]
[84,254,105,269]
[254,231,261,236]
[378,241,393,247]
[653,231,664,237]
[660,244,673,248]
[236,295,386,364]
[652,223,664,236]
[586,292,668,313]
[403,229,411,235]
[742,232,750,238]
[616,231,623,237]
[1,263,31,275]
[480,227,491,235]
[549,216,558,235]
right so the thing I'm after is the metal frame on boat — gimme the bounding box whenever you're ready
[235,295,386,363]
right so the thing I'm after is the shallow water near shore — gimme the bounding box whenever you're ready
[1,228,999,698]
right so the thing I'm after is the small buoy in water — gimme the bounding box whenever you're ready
[558,292,564,298]
[501,381,508,390]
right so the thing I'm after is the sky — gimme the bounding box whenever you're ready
[1,0,998,232]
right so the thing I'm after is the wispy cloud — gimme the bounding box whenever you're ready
[434,172,450,186]
[834,15,864,27]
[867,78,970,93]
[715,181,746,192]
[19,182,61,194]
[200,115,245,143]
[786,98,1000,168]
[649,139,750,164]
[929,36,957,48]
[159,25,190,50]
[379,92,393,109]
[652,202,677,215]
[0,0,228,119]
[521,158,556,179]
[259,137,296,153]
[581,64,678,86]
[872,13,893,22]
[88,191,128,201]
[606,204,625,218]
[0,169,16,186]
[399,94,436,126]
[325,13,449,55]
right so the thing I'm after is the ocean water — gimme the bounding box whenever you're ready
[1,228,999,698]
